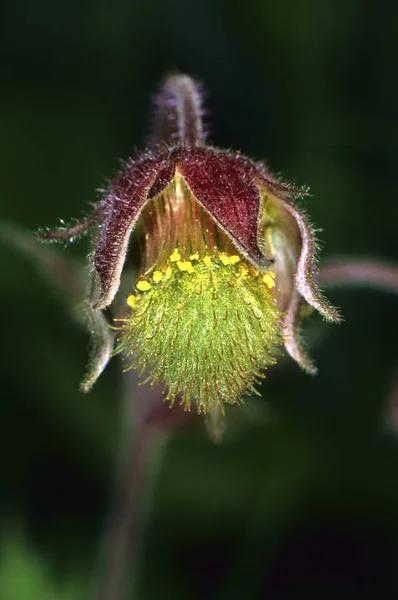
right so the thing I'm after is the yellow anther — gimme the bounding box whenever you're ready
[249,267,259,277]
[262,273,275,289]
[136,280,151,292]
[229,255,240,264]
[170,250,181,262]
[162,264,172,276]
[153,270,163,283]
[190,253,199,261]
[220,253,230,266]
[127,294,137,308]
[239,263,249,277]
[203,256,212,266]
[177,261,194,273]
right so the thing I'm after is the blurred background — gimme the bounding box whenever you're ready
[0,0,398,598]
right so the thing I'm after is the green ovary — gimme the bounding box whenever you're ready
[115,253,283,414]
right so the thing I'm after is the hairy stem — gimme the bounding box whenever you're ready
[93,373,165,600]
[319,258,398,294]
[93,372,188,600]
[319,258,398,433]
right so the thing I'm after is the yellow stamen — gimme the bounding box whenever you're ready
[262,273,275,289]
[163,265,172,276]
[239,263,249,277]
[220,253,230,266]
[229,255,240,264]
[177,261,194,273]
[249,267,259,277]
[127,294,137,308]
[137,280,151,291]
[153,270,163,283]
[170,250,181,262]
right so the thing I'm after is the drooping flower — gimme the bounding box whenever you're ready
[38,74,340,422]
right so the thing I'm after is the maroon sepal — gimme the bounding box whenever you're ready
[93,146,289,308]
[174,147,266,264]
[93,152,171,309]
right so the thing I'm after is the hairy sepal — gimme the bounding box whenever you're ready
[261,186,340,372]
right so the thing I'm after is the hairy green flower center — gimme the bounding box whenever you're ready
[115,175,283,413]
[116,253,282,413]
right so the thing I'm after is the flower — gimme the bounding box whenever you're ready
[38,74,340,421]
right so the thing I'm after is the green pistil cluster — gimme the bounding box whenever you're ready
[115,249,283,414]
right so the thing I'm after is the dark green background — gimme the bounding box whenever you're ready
[0,0,397,598]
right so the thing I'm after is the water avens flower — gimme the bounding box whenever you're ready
[38,74,340,424]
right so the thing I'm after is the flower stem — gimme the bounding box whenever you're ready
[319,258,398,434]
[319,258,398,294]
[93,371,189,600]
[93,374,169,600]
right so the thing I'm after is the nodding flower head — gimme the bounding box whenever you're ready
[38,74,340,422]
